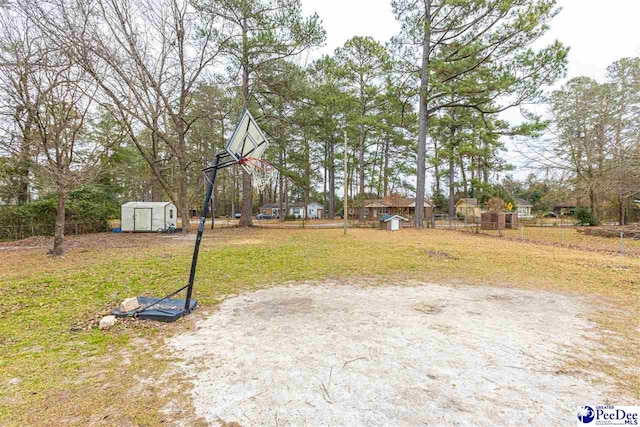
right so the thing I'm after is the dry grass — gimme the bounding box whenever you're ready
[0,227,638,425]
[503,226,640,255]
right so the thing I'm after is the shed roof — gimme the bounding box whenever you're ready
[455,198,477,207]
[379,214,409,222]
[122,201,172,208]
[514,198,532,207]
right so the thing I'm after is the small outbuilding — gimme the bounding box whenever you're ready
[379,214,408,231]
[514,198,533,219]
[121,202,177,232]
[481,212,505,230]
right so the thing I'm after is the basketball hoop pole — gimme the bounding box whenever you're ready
[184,153,221,312]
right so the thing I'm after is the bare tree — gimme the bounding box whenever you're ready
[0,9,39,204]
[22,0,226,233]
[20,46,103,255]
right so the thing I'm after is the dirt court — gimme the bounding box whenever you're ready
[170,282,619,426]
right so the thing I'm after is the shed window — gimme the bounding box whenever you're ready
[169,209,174,219]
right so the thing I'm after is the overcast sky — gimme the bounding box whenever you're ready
[301,0,640,182]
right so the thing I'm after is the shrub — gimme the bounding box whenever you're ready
[486,197,506,212]
[0,185,119,240]
[575,207,598,226]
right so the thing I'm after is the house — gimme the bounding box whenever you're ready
[455,198,481,219]
[259,201,324,219]
[515,198,533,219]
[350,195,433,222]
[553,203,577,216]
[379,214,408,231]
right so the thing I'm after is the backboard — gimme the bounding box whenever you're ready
[225,109,269,174]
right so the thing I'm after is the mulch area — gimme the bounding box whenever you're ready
[578,225,640,239]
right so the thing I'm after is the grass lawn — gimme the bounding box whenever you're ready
[0,228,638,425]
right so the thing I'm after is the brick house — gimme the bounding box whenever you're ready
[349,195,433,222]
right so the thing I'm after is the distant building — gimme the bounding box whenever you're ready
[350,195,433,222]
[514,198,533,219]
[259,201,324,219]
[553,203,578,216]
[455,198,481,219]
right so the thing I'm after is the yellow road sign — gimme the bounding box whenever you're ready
[506,202,513,211]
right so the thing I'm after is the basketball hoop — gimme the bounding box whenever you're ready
[113,109,277,323]
[239,157,280,192]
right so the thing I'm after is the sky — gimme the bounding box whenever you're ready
[300,0,640,183]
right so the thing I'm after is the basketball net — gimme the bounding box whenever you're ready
[239,157,280,192]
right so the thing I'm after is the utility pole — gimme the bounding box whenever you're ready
[344,130,348,236]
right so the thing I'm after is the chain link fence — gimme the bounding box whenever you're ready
[433,214,640,256]
[0,220,110,242]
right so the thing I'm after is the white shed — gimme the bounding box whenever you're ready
[121,202,177,232]
[380,214,408,231]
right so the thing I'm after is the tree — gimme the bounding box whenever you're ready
[307,56,351,219]
[335,36,390,218]
[549,77,614,224]
[199,0,325,227]
[525,58,640,224]
[392,0,568,227]
[0,9,39,204]
[605,58,640,224]
[26,51,106,255]
[23,0,228,233]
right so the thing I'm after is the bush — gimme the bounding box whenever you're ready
[284,214,297,221]
[575,207,598,226]
[0,184,119,240]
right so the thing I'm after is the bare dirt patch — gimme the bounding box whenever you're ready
[425,249,458,260]
[170,282,621,426]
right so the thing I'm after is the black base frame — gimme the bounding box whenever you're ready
[113,151,237,322]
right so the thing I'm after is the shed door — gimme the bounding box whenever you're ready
[134,208,152,231]
[391,218,400,231]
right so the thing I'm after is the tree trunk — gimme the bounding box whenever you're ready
[433,137,440,196]
[323,141,327,217]
[239,19,253,227]
[177,156,191,234]
[231,167,236,217]
[284,179,289,219]
[328,138,335,219]
[460,153,468,196]
[448,155,456,219]
[383,138,390,197]
[589,186,600,224]
[358,125,365,221]
[51,193,66,256]
[179,185,191,234]
[304,136,311,219]
[279,148,285,222]
[239,171,253,226]
[414,0,431,228]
